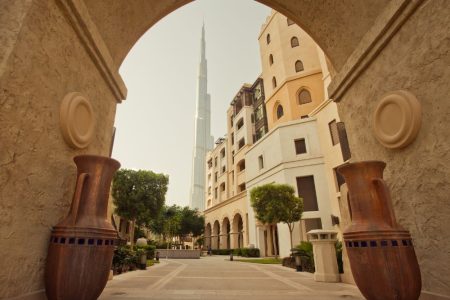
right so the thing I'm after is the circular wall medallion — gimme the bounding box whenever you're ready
[372,90,421,149]
[60,92,95,149]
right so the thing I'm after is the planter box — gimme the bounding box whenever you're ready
[156,249,201,259]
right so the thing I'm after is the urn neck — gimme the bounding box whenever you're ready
[338,161,399,230]
[70,155,120,228]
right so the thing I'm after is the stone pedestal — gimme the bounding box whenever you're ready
[308,230,340,282]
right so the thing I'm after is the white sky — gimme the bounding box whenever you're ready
[113,0,271,206]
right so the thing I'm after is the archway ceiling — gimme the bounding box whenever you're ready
[83,0,390,72]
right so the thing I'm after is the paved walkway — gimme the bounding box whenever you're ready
[100,256,364,300]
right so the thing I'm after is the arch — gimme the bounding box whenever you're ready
[266,33,271,44]
[298,88,312,104]
[82,0,390,72]
[272,76,277,88]
[212,220,221,250]
[295,60,304,72]
[291,36,299,47]
[269,54,274,65]
[276,104,284,119]
[221,217,231,249]
[232,213,244,248]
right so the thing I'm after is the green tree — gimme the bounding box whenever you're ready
[250,183,303,253]
[148,205,204,247]
[112,169,168,246]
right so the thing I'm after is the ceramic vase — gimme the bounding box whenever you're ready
[45,155,120,300]
[338,161,421,300]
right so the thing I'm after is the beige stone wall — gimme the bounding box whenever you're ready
[337,1,450,296]
[0,1,117,298]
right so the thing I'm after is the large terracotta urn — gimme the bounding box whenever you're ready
[45,155,120,300]
[337,161,421,300]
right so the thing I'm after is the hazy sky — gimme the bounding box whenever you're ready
[113,0,271,207]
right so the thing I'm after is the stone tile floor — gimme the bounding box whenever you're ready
[99,256,364,299]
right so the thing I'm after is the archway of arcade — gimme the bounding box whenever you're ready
[1,0,449,299]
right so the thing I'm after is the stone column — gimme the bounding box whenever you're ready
[307,230,340,282]
[230,231,237,249]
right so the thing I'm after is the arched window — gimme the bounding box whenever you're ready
[272,77,277,88]
[269,54,274,65]
[298,89,312,104]
[287,18,295,26]
[277,105,284,119]
[295,60,304,72]
[266,34,271,44]
[291,37,299,48]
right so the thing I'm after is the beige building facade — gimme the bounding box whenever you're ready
[1,1,449,299]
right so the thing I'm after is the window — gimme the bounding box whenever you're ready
[232,150,235,163]
[329,120,340,146]
[208,187,211,195]
[238,183,246,192]
[298,89,312,104]
[220,148,225,158]
[222,166,226,174]
[214,188,218,199]
[258,155,264,169]
[251,114,255,124]
[269,54,274,65]
[237,118,244,130]
[287,18,295,26]
[296,176,319,211]
[231,133,234,145]
[301,115,309,119]
[215,172,218,182]
[294,139,307,154]
[230,115,234,127]
[237,159,246,172]
[334,167,346,191]
[238,138,245,149]
[295,60,304,72]
[208,159,212,169]
[220,182,226,192]
[272,77,277,88]
[255,105,264,121]
[276,105,284,119]
[305,218,322,233]
[266,34,271,44]
[291,37,299,47]
[214,157,218,167]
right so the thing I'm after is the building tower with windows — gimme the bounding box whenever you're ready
[189,24,214,211]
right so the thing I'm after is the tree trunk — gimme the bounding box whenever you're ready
[129,219,136,247]
[288,224,294,250]
[271,225,278,257]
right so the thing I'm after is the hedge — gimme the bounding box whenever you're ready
[211,248,260,257]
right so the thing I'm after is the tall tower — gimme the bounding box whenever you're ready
[189,24,214,211]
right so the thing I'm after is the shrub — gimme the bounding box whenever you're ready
[211,248,260,257]
[113,245,138,273]
[135,244,156,259]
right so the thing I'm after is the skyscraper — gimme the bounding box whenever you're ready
[189,24,214,211]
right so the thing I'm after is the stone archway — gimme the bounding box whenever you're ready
[212,220,221,250]
[232,213,244,249]
[221,217,231,250]
[1,1,449,298]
